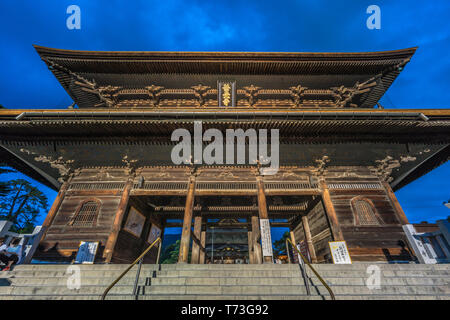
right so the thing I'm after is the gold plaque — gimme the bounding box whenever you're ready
[218,81,236,107]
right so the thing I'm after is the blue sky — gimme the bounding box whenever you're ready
[0,1,449,239]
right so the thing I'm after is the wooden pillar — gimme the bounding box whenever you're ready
[33,179,70,259]
[178,177,196,263]
[251,213,263,264]
[199,226,206,264]
[191,214,202,264]
[289,229,296,247]
[257,178,273,263]
[320,179,344,241]
[247,220,254,264]
[41,180,69,235]
[383,181,409,225]
[104,179,133,263]
[302,215,318,263]
[288,228,297,264]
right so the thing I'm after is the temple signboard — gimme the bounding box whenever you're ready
[260,219,273,258]
[329,241,352,264]
[217,80,236,107]
[74,241,99,264]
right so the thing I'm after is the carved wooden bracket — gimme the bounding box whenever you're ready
[289,85,308,107]
[242,85,261,107]
[145,85,164,107]
[191,84,211,107]
[314,155,330,176]
[374,156,401,182]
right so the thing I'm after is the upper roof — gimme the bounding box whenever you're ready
[34,45,417,109]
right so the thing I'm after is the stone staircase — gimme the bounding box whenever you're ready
[0,263,449,300]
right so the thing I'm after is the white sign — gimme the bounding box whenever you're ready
[329,241,352,264]
[259,219,273,257]
[75,241,99,264]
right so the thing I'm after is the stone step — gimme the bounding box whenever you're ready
[138,293,450,300]
[1,293,449,300]
[1,276,147,286]
[0,275,450,287]
[0,270,153,277]
[2,280,449,296]
[150,276,449,286]
[0,294,137,300]
[143,284,449,295]
[154,270,450,278]
[11,263,450,271]
[0,284,135,295]
[2,268,449,279]
[1,263,448,300]
[1,284,448,296]
[3,274,449,287]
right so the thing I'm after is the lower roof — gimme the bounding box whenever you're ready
[0,108,449,191]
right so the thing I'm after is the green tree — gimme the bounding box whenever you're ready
[0,167,15,197]
[160,239,193,264]
[273,231,290,256]
[161,240,180,264]
[0,179,48,233]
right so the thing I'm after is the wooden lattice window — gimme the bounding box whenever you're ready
[351,197,383,226]
[69,200,100,227]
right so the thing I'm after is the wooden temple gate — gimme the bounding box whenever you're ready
[33,165,412,264]
[3,46,441,264]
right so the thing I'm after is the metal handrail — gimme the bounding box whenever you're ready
[286,238,335,300]
[101,237,162,300]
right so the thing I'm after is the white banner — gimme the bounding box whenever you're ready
[259,219,273,257]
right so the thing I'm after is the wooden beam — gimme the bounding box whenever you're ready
[4,108,449,117]
[199,227,206,264]
[257,178,273,263]
[164,222,290,228]
[191,214,202,264]
[251,213,262,264]
[302,215,318,263]
[383,181,409,225]
[288,196,320,229]
[320,179,344,241]
[153,212,297,219]
[67,190,123,196]
[103,179,133,263]
[264,190,321,196]
[131,190,187,196]
[178,177,196,263]
[247,218,254,264]
[195,190,258,196]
